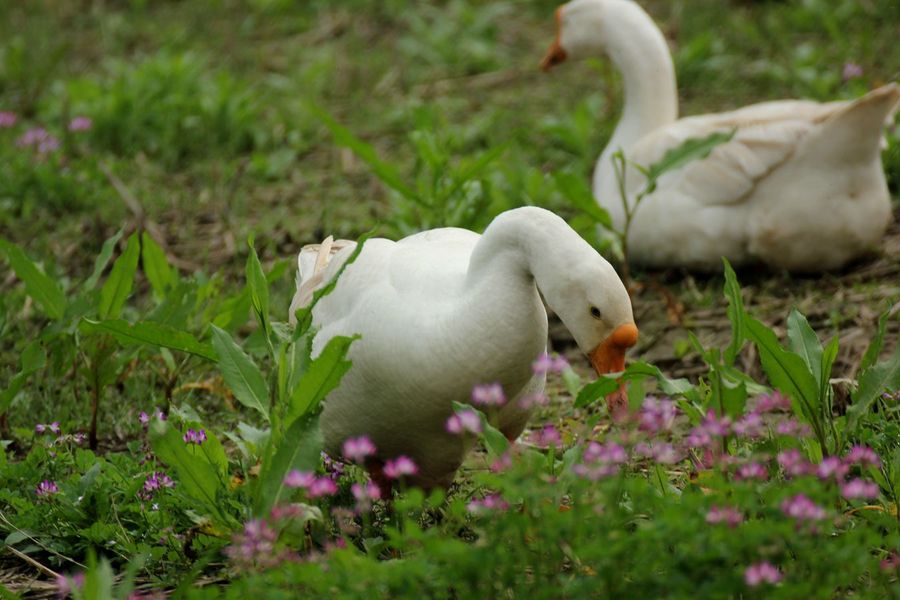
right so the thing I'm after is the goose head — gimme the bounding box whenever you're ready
[540,0,652,71]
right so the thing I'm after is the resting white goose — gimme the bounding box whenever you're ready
[541,0,900,272]
[289,207,637,489]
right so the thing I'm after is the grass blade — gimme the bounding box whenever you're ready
[99,233,140,320]
[0,238,66,320]
[141,232,176,300]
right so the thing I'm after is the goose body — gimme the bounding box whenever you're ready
[543,0,900,272]
[290,207,637,489]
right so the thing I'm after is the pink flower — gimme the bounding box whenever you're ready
[446,409,482,435]
[490,452,513,473]
[321,451,344,481]
[751,391,792,413]
[775,419,812,437]
[0,111,16,128]
[572,463,619,480]
[308,477,338,498]
[342,436,376,463]
[780,494,826,521]
[816,456,849,481]
[183,428,207,445]
[881,554,900,571]
[528,424,562,448]
[518,392,549,409]
[700,410,731,436]
[842,62,863,81]
[844,445,881,468]
[17,127,60,154]
[224,519,289,570]
[732,412,765,438]
[471,383,506,407]
[777,449,810,478]
[634,442,682,464]
[139,411,150,426]
[35,422,61,435]
[638,397,677,434]
[384,456,418,479]
[68,116,92,131]
[735,462,768,481]
[841,478,879,500]
[36,480,59,496]
[283,470,316,489]
[744,562,782,586]
[351,481,381,511]
[686,410,731,449]
[56,572,85,597]
[584,441,627,465]
[532,352,569,375]
[705,505,743,527]
[467,493,510,513]
[143,471,175,493]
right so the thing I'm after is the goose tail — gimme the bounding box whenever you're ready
[289,236,355,323]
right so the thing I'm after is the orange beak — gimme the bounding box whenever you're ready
[588,323,639,417]
[540,8,568,71]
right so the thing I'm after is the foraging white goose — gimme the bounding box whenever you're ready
[290,207,637,489]
[541,0,900,272]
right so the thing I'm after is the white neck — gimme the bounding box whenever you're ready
[597,2,679,168]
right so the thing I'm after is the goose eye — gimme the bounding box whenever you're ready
[590,306,602,320]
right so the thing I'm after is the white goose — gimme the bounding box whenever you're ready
[290,207,637,489]
[541,0,900,272]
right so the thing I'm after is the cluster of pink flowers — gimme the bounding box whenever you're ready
[735,461,768,481]
[224,519,291,571]
[751,391,792,413]
[68,116,93,132]
[638,397,676,434]
[775,445,881,501]
[35,480,59,497]
[780,494,826,522]
[183,428,207,445]
[573,441,627,480]
[467,493,510,514]
[321,452,345,481]
[527,424,562,449]
[35,422,61,435]
[705,505,743,527]
[471,383,506,407]
[351,481,381,512]
[446,408,482,435]
[634,441,681,464]
[143,472,175,493]
[384,456,418,479]
[283,470,338,498]
[17,127,60,155]
[0,111,17,127]
[139,409,167,427]
[342,436,376,463]
[744,562,782,586]
[531,352,569,375]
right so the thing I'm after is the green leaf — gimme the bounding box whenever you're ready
[307,102,418,203]
[211,325,270,420]
[624,361,700,402]
[721,258,745,365]
[254,413,322,515]
[98,233,140,319]
[80,318,215,360]
[859,308,890,372]
[141,232,176,300]
[0,238,66,319]
[786,309,823,387]
[286,335,358,426]
[848,345,900,432]
[643,130,735,192]
[150,420,228,524]
[246,237,271,341]
[720,378,747,419]
[820,335,839,398]
[83,229,123,292]
[574,378,620,408]
[744,316,820,425]
[554,171,613,228]
[0,340,46,413]
[451,401,508,456]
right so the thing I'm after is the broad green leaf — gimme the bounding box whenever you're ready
[787,309,823,387]
[452,401,508,456]
[211,325,270,420]
[848,345,900,432]
[722,259,745,365]
[81,318,215,360]
[213,288,253,332]
[820,335,839,400]
[99,233,140,319]
[307,102,418,203]
[859,307,890,372]
[0,238,66,319]
[286,335,358,426]
[83,229,123,292]
[254,413,322,515]
[720,378,747,419]
[246,238,271,340]
[150,420,228,524]
[554,171,613,228]
[643,130,735,192]
[141,232,176,300]
[624,361,700,402]
[574,378,620,408]
[0,340,46,412]
[744,316,819,424]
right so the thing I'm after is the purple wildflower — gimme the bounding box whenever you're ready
[842,62,863,81]
[881,554,900,571]
[351,481,381,511]
[572,462,620,480]
[751,391,791,413]
[816,456,849,481]
[384,455,418,479]
[139,411,150,426]
[745,562,782,586]
[531,352,569,375]
[55,572,85,598]
[841,478,879,500]
[584,441,627,465]
[446,409,482,435]
[71,433,87,445]
[700,410,732,436]
[0,111,16,128]
[777,449,810,478]
[706,505,743,527]
[467,493,510,514]
[635,442,682,464]
[143,471,175,493]
[528,424,562,448]
[224,519,287,570]
[283,470,316,489]
[68,116,92,132]
[342,436,376,463]
[735,462,768,481]
[844,444,881,468]
[732,412,765,438]
[780,494,826,521]
[307,477,338,498]
[183,428,207,445]
[638,397,677,434]
[490,452,513,473]
[774,419,812,437]
[36,480,59,496]
[471,383,506,407]
[321,451,345,481]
